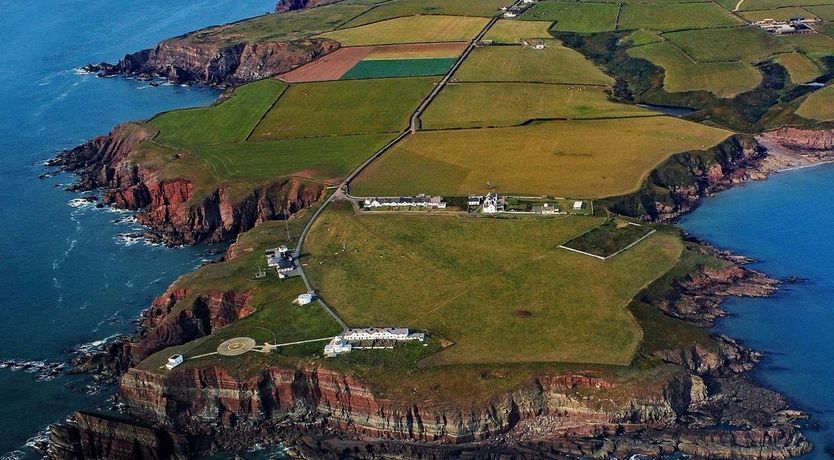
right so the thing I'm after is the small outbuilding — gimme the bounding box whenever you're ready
[294,292,315,306]
[165,354,184,370]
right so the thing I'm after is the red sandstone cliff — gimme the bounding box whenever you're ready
[49,124,326,245]
[48,365,809,460]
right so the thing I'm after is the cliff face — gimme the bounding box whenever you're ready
[96,38,339,86]
[275,0,342,13]
[48,365,809,460]
[758,127,834,153]
[49,124,326,245]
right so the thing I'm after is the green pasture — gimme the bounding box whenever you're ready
[561,219,654,258]
[342,58,457,79]
[342,0,509,27]
[618,3,740,31]
[250,77,436,140]
[664,27,791,63]
[304,205,683,366]
[776,52,822,83]
[796,84,834,120]
[420,82,655,129]
[453,41,613,84]
[318,15,489,45]
[520,1,618,33]
[483,19,554,43]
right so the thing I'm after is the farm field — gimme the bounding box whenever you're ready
[618,3,740,31]
[419,83,656,129]
[193,134,393,181]
[151,79,286,146]
[342,58,457,79]
[628,42,762,97]
[664,27,790,63]
[778,32,834,60]
[318,15,489,45]
[561,219,654,259]
[738,6,817,21]
[806,4,834,20]
[183,4,370,44]
[483,19,553,43]
[279,42,466,82]
[304,204,683,366]
[351,117,732,198]
[520,1,619,33]
[796,85,834,120]
[776,52,822,83]
[250,77,436,140]
[342,0,509,27]
[453,41,613,85]
[736,0,833,11]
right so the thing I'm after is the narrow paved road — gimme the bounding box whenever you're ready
[292,3,519,333]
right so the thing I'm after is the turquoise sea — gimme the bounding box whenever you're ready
[0,1,274,458]
[681,164,834,458]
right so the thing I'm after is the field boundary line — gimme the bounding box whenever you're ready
[245,84,289,142]
[559,228,657,260]
[449,80,609,87]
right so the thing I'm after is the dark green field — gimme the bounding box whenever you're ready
[561,219,654,258]
[342,58,457,79]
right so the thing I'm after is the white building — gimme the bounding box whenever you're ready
[165,354,184,370]
[482,193,505,214]
[265,246,296,273]
[363,195,446,209]
[503,11,516,18]
[294,292,314,306]
[573,201,583,211]
[342,327,424,342]
[468,195,483,206]
[324,336,352,357]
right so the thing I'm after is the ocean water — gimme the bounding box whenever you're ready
[0,1,275,458]
[681,164,834,458]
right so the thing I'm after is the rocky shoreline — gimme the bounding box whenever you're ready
[39,126,834,459]
[82,0,339,87]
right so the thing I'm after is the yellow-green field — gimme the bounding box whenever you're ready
[250,77,436,140]
[520,1,619,33]
[805,4,834,20]
[776,52,822,83]
[738,6,817,21]
[342,0,509,27]
[482,19,554,43]
[420,82,656,129]
[183,4,370,44]
[779,32,834,60]
[737,0,832,11]
[305,205,683,366]
[618,3,740,31]
[796,85,834,120]
[453,41,613,84]
[664,27,791,63]
[318,15,489,45]
[352,117,732,198]
[628,42,762,97]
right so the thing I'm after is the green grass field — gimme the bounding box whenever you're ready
[342,0,509,27]
[304,204,683,366]
[483,19,554,43]
[183,4,370,44]
[805,4,834,20]
[342,58,457,79]
[420,82,656,129]
[665,27,791,63]
[628,42,762,97]
[776,52,822,83]
[561,219,654,258]
[352,117,731,198]
[777,32,834,60]
[738,6,817,21]
[796,85,834,120]
[618,3,740,31]
[250,77,436,140]
[193,134,393,182]
[453,41,613,84]
[151,79,286,146]
[519,1,618,33]
[318,15,489,45]
[737,0,833,11]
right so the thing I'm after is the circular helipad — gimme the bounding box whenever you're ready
[217,337,256,356]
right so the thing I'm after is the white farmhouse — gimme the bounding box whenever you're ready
[572,201,583,211]
[165,354,184,370]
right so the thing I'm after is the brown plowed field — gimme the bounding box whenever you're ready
[279,42,467,82]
